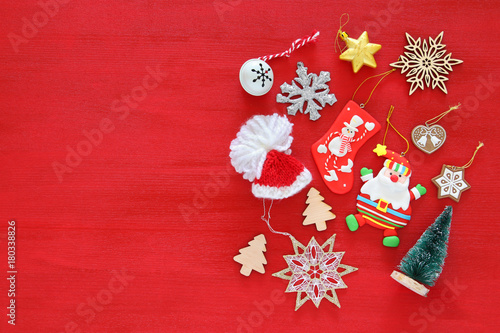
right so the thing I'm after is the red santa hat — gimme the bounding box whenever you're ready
[230,114,312,200]
[373,144,411,176]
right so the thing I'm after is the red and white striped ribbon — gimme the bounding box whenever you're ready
[339,135,353,154]
[258,30,320,62]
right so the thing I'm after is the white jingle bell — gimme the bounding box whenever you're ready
[239,59,274,96]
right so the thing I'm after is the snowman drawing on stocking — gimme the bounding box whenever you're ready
[317,115,374,182]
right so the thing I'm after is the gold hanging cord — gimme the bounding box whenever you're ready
[352,69,395,108]
[382,105,410,155]
[425,104,460,127]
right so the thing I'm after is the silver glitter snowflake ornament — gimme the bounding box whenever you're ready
[391,32,463,95]
[277,62,337,121]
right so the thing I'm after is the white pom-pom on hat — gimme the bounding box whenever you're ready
[230,114,293,181]
[230,114,312,200]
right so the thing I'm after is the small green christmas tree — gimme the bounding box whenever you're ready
[391,206,452,296]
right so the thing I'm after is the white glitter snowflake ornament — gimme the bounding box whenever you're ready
[277,62,337,121]
[273,234,357,310]
[432,165,470,202]
[391,32,463,95]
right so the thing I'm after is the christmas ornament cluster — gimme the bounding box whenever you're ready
[230,19,479,311]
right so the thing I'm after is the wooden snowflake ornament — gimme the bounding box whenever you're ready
[391,32,463,95]
[273,234,357,310]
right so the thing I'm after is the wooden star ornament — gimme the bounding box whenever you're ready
[339,31,381,73]
[431,165,471,202]
[431,142,483,202]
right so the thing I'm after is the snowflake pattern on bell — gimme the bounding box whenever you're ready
[273,234,357,310]
[277,62,337,121]
[391,32,463,95]
[432,165,471,202]
[252,63,272,88]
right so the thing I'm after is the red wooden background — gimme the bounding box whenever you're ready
[1,1,499,332]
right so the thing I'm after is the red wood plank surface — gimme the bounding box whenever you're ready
[1,1,499,332]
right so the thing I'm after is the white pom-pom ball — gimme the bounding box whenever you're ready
[230,114,293,181]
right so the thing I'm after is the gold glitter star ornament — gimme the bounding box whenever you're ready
[273,234,357,310]
[339,31,382,73]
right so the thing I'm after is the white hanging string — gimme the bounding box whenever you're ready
[261,199,293,239]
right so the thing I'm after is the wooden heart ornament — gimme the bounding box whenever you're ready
[411,124,446,154]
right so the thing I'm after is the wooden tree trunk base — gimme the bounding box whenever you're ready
[391,270,430,297]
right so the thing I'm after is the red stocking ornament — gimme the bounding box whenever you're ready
[312,100,381,194]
